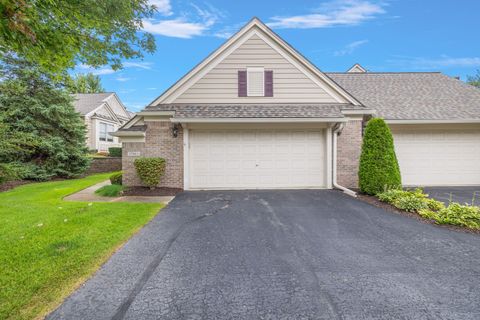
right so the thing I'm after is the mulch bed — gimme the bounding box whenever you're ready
[0,180,34,193]
[122,187,183,197]
[357,193,480,235]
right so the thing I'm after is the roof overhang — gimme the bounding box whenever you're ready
[171,117,348,123]
[386,119,480,124]
[341,109,376,115]
[111,131,146,137]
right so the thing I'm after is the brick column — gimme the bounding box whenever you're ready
[336,120,363,188]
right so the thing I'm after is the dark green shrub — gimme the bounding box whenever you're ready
[110,172,123,185]
[358,118,402,195]
[108,147,122,157]
[134,157,166,189]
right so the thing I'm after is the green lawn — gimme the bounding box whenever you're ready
[0,173,163,320]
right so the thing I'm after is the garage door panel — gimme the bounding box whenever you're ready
[189,129,326,189]
[393,128,480,186]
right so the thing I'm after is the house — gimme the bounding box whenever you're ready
[115,18,480,191]
[73,92,132,152]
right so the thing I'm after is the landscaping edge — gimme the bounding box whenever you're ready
[357,193,480,235]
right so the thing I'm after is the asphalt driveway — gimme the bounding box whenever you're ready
[423,186,480,206]
[48,190,480,320]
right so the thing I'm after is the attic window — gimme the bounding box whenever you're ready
[247,67,264,96]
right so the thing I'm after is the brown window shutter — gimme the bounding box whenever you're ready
[238,70,247,97]
[264,70,273,97]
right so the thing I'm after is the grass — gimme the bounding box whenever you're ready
[0,173,163,320]
[95,184,124,197]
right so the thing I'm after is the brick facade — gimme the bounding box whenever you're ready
[336,120,363,188]
[122,119,362,190]
[122,121,184,188]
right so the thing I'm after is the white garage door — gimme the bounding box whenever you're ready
[189,129,326,189]
[392,127,480,186]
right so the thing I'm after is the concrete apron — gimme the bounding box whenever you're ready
[63,180,174,204]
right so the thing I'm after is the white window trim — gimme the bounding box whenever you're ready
[247,67,264,97]
[99,122,115,142]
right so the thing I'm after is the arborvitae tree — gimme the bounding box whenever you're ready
[0,56,90,181]
[358,118,402,195]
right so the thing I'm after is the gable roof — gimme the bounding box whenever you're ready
[148,17,361,107]
[347,63,367,73]
[327,72,480,120]
[72,93,113,115]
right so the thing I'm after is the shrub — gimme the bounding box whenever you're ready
[419,203,480,229]
[110,172,122,185]
[377,189,408,204]
[95,184,124,197]
[393,193,428,212]
[358,118,402,195]
[134,157,166,189]
[425,198,445,211]
[108,147,122,157]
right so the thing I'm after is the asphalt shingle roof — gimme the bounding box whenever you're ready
[326,72,480,120]
[145,104,353,118]
[72,93,113,115]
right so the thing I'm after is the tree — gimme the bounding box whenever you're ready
[358,118,402,195]
[67,73,105,93]
[0,56,90,181]
[0,0,156,75]
[467,70,480,88]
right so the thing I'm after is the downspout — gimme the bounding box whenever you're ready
[332,122,357,197]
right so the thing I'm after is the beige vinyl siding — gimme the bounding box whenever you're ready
[174,34,338,104]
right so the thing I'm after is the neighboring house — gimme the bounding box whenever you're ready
[115,18,480,190]
[73,93,132,152]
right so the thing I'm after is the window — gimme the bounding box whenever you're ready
[99,122,114,142]
[247,67,264,96]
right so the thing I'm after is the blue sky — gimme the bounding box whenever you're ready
[78,0,480,112]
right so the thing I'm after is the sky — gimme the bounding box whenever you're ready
[77,0,480,112]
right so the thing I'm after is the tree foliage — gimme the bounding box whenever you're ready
[0,0,156,74]
[467,70,480,88]
[358,118,402,195]
[67,73,105,93]
[0,56,90,181]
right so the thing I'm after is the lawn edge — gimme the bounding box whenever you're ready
[38,203,164,320]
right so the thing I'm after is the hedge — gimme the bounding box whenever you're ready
[358,118,402,195]
[134,158,166,189]
[109,172,122,185]
[108,147,122,157]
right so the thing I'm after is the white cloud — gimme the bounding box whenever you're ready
[142,3,223,38]
[116,76,131,82]
[77,64,115,75]
[149,0,172,16]
[267,0,386,29]
[388,55,480,69]
[123,61,153,70]
[143,19,210,38]
[334,39,368,56]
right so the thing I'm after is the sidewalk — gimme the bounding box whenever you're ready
[64,180,175,204]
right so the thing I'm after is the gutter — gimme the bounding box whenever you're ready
[170,117,348,123]
[332,123,357,197]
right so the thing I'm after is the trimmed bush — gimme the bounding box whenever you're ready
[134,157,166,189]
[359,118,402,195]
[108,147,122,157]
[110,172,123,185]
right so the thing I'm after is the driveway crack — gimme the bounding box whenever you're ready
[111,197,232,320]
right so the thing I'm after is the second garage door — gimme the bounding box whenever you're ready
[392,125,480,186]
[189,129,327,189]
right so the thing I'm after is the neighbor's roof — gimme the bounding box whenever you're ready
[327,72,480,120]
[72,93,114,115]
[145,103,356,119]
